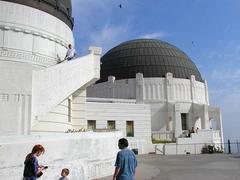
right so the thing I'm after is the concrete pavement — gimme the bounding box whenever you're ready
[96,154,240,180]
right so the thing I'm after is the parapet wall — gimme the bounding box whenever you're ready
[0,131,122,180]
[87,74,209,105]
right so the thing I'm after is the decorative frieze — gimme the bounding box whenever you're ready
[0,94,9,101]
[89,159,115,179]
[0,49,55,66]
[0,93,31,102]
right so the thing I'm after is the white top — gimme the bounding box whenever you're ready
[66,48,76,60]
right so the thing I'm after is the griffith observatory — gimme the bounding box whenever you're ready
[0,0,223,179]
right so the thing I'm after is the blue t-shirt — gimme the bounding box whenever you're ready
[115,148,137,180]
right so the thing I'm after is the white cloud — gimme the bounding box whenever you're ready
[89,24,129,52]
[72,0,134,54]
[211,69,240,82]
[139,31,169,39]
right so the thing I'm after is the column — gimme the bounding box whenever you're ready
[202,105,210,129]
[215,108,224,144]
[166,72,173,102]
[108,76,115,98]
[167,103,173,131]
[190,75,196,103]
[136,73,144,104]
[204,80,209,105]
[174,103,182,138]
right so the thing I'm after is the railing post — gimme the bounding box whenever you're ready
[176,144,178,155]
[194,144,196,155]
[237,141,239,153]
[228,139,231,154]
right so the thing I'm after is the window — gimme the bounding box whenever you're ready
[68,98,72,123]
[107,121,116,130]
[87,120,96,130]
[181,113,187,130]
[126,121,134,137]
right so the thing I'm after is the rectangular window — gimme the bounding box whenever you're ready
[87,120,96,130]
[181,113,187,130]
[68,98,71,123]
[126,121,134,137]
[107,120,116,130]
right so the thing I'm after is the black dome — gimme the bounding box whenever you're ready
[3,0,74,29]
[99,39,203,82]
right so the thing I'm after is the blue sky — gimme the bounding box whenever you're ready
[72,0,240,141]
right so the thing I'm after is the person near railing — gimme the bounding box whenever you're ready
[64,44,76,61]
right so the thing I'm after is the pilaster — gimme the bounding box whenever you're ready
[204,80,209,105]
[166,72,173,102]
[136,73,144,104]
[190,75,196,103]
[174,103,182,138]
[108,76,115,98]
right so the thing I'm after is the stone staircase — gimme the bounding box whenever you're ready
[31,47,101,120]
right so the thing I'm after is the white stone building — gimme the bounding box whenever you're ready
[87,39,224,154]
[0,0,224,179]
[0,1,121,179]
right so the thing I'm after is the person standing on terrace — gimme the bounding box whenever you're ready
[64,44,76,61]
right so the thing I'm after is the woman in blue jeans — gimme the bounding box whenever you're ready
[23,144,45,180]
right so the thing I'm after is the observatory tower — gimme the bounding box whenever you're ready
[0,0,101,135]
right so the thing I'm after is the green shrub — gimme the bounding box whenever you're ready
[201,144,223,154]
[152,139,176,144]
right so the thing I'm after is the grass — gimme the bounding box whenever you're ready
[152,139,176,144]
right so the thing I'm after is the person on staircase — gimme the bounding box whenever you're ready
[64,44,76,61]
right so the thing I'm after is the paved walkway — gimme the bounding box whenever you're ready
[96,154,240,180]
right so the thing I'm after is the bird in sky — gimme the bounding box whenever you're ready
[119,4,122,8]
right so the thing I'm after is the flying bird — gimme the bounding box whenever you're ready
[119,4,122,8]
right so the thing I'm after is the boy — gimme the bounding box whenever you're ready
[59,168,69,180]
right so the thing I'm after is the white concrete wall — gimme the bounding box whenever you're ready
[150,103,168,131]
[87,75,214,140]
[0,61,33,135]
[209,107,223,144]
[0,47,101,135]
[72,89,87,129]
[32,49,101,121]
[0,131,122,180]
[87,74,208,105]
[31,98,72,133]
[164,143,204,155]
[177,130,220,144]
[87,78,136,99]
[86,98,152,153]
[0,0,75,135]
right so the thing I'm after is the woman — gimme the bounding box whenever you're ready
[23,144,45,180]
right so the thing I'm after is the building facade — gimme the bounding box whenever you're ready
[0,1,120,179]
[87,39,223,148]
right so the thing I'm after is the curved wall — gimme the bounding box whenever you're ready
[87,74,209,105]
[0,1,73,68]
[0,1,74,135]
